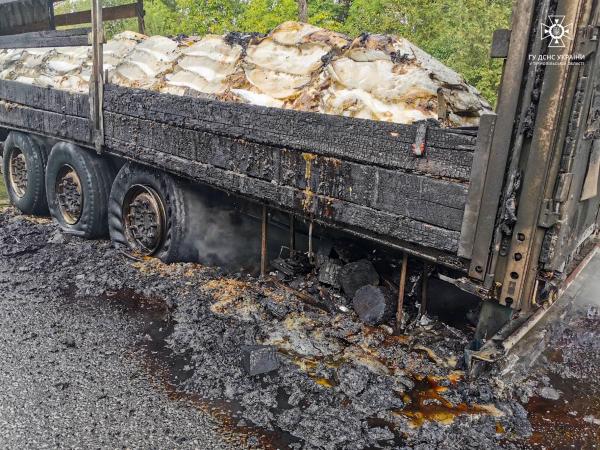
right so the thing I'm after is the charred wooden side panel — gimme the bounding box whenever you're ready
[0,100,91,143]
[103,85,475,253]
[0,80,91,144]
[0,28,90,49]
[104,85,476,181]
[104,136,461,252]
[105,111,468,231]
[0,80,89,117]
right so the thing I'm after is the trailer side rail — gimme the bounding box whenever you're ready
[0,80,91,144]
[102,84,479,267]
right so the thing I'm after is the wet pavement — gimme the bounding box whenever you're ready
[506,250,600,450]
[0,263,234,448]
[0,208,598,449]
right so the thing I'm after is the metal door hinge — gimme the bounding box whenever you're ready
[538,199,560,228]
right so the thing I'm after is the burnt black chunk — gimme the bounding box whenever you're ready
[242,345,280,376]
[352,285,395,326]
[339,259,380,297]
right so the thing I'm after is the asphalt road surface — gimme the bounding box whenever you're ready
[0,221,233,449]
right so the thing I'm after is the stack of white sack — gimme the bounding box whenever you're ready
[0,21,492,127]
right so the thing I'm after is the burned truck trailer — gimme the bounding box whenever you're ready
[0,0,599,370]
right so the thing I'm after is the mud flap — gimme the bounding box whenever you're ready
[465,301,515,378]
[474,300,513,342]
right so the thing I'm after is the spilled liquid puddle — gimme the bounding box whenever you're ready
[499,277,600,450]
[138,320,301,449]
[133,302,302,449]
[102,287,170,320]
[277,347,344,388]
[61,285,301,449]
[394,375,502,428]
[525,386,600,449]
[522,327,600,448]
[277,339,504,431]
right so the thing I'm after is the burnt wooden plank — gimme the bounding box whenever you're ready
[0,0,51,35]
[54,3,139,27]
[104,135,461,252]
[278,149,467,213]
[105,110,469,212]
[4,28,90,38]
[459,113,497,258]
[103,84,476,149]
[0,28,90,49]
[105,111,468,230]
[0,80,89,117]
[0,100,91,143]
[104,85,476,180]
[2,4,140,34]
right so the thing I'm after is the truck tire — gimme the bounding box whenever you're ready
[45,142,114,238]
[2,132,48,215]
[108,163,196,263]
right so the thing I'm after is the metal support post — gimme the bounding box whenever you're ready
[396,253,408,329]
[289,214,296,253]
[90,0,104,153]
[419,264,430,317]
[261,205,269,278]
[47,0,55,29]
[136,0,145,34]
[308,220,314,263]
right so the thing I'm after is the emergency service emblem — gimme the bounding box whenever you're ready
[542,15,571,48]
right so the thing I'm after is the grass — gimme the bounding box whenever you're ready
[0,177,9,207]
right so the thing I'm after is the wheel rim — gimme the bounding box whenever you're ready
[55,165,83,225]
[122,185,166,256]
[8,148,28,198]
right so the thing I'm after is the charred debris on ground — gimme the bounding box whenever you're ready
[0,209,536,449]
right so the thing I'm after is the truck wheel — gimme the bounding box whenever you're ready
[108,163,196,263]
[45,142,114,238]
[2,132,48,215]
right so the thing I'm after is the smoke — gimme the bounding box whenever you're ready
[184,185,287,274]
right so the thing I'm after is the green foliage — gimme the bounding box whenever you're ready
[237,0,346,33]
[238,0,298,33]
[159,0,245,35]
[342,0,388,34]
[52,0,512,104]
[341,0,512,104]
[138,0,179,36]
